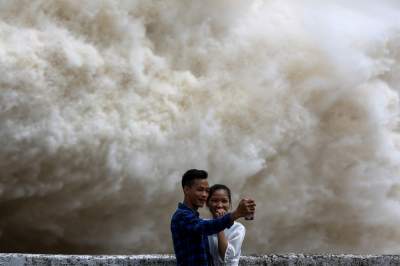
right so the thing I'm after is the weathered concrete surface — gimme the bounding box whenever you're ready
[1,254,400,265]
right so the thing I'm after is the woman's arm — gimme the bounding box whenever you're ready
[217,231,228,259]
[221,224,246,265]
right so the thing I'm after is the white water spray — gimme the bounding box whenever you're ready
[1,0,400,254]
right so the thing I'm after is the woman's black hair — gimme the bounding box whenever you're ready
[207,184,232,206]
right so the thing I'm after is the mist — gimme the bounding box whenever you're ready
[1,0,400,254]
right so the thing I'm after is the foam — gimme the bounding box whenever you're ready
[0,0,400,254]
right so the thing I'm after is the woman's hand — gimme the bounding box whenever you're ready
[215,208,226,218]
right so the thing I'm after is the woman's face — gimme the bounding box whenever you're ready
[207,189,230,217]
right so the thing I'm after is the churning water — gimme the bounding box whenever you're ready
[1,0,400,254]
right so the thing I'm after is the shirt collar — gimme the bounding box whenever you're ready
[178,202,199,216]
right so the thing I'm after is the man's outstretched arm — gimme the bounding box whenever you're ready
[178,198,256,235]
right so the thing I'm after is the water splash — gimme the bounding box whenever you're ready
[1,0,400,254]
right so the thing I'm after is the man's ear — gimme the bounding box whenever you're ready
[183,185,190,195]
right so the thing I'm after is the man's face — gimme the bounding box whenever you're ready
[184,179,209,209]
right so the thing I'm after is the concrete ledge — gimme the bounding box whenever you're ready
[1,253,400,265]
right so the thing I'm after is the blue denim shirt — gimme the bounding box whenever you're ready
[171,202,233,266]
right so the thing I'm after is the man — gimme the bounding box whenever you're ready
[171,169,256,266]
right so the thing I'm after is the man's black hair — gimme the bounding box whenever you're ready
[181,169,208,188]
[207,184,232,207]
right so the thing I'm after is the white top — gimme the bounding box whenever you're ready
[208,221,246,266]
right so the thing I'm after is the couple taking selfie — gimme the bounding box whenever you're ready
[171,169,256,266]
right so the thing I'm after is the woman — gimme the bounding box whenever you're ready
[207,184,246,266]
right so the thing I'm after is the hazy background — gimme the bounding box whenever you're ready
[1,0,400,254]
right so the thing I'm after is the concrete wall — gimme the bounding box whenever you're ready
[1,254,400,265]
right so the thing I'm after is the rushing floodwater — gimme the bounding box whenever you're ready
[1,0,400,254]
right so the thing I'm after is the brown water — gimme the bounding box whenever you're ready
[1,0,400,254]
